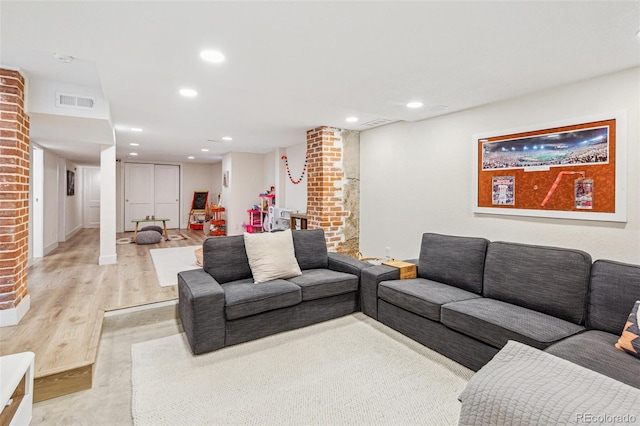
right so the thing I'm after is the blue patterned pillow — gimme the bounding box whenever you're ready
[615,300,640,359]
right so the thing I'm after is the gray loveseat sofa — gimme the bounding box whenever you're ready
[361,233,640,387]
[178,229,371,355]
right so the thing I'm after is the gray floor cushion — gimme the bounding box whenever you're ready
[140,225,164,234]
[135,230,163,245]
[441,298,584,350]
[545,330,640,389]
[286,269,358,301]
[222,279,301,320]
[379,278,481,321]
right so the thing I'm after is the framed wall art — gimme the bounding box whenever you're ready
[472,111,627,222]
[66,170,75,196]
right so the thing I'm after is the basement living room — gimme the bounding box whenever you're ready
[1,2,640,425]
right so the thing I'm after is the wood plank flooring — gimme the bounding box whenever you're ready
[0,228,207,401]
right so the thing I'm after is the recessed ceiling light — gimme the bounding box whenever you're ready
[406,101,424,109]
[131,127,143,132]
[222,136,233,141]
[345,116,358,123]
[200,49,225,64]
[201,148,209,152]
[130,152,138,156]
[129,143,139,146]
[179,88,198,98]
[187,156,195,160]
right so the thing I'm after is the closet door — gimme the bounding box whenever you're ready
[154,164,180,229]
[124,163,154,231]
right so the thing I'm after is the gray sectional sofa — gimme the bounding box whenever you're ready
[361,233,640,387]
[178,229,371,355]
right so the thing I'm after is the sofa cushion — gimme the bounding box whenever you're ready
[441,298,585,350]
[202,235,252,284]
[546,330,640,389]
[286,269,358,301]
[483,241,591,324]
[378,278,481,321]
[615,300,640,359]
[244,229,302,283]
[222,278,302,320]
[292,229,328,270]
[588,259,640,334]
[418,233,488,294]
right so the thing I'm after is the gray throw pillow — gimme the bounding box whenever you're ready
[140,225,164,234]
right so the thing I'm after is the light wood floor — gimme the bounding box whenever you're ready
[0,227,207,401]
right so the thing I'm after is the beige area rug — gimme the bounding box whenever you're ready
[131,313,474,425]
[149,245,202,287]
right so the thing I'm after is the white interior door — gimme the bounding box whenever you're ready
[32,147,43,258]
[154,165,180,229]
[124,163,154,231]
[83,167,101,228]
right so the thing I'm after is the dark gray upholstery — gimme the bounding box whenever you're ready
[287,269,358,301]
[292,229,328,270]
[483,241,591,324]
[418,233,488,294]
[379,300,499,371]
[546,330,640,389]
[226,293,358,346]
[441,298,584,350]
[178,230,371,355]
[378,278,481,321]
[588,259,640,334]
[135,230,163,244]
[178,269,226,354]
[222,279,301,320]
[202,235,252,284]
[360,265,399,319]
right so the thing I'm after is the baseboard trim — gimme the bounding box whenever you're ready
[0,294,31,327]
[99,254,117,265]
[44,241,58,256]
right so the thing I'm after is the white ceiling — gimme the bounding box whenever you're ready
[1,1,639,166]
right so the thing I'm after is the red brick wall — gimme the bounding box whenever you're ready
[0,68,30,312]
[306,126,358,256]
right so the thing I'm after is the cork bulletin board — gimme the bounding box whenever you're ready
[472,112,627,222]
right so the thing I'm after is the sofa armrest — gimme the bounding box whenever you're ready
[327,252,372,278]
[360,265,400,319]
[178,268,226,355]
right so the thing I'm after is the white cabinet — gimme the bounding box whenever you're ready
[0,352,35,426]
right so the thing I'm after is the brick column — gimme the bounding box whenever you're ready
[0,68,30,325]
[306,126,359,256]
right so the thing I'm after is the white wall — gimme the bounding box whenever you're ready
[64,160,83,240]
[182,162,221,228]
[282,142,308,213]
[224,152,265,235]
[42,149,59,254]
[361,67,640,264]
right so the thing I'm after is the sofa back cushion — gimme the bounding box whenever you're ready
[202,235,252,284]
[588,259,640,334]
[418,233,489,294]
[483,241,591,324]
[292,229,328,270]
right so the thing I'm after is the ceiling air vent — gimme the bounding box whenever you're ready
[55,92,96,110]
[361,118,395,128]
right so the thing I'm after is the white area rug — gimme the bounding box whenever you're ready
[131,313,473,425]
[149,246,201,287]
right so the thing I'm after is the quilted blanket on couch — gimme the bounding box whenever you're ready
[458,340,640,425]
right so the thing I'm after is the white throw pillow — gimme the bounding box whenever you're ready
[244,229,302,283]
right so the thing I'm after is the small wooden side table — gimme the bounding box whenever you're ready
[132,218,170,240]
[289,213,308,230]
[0,351,35,426]
[382,260,417,279]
